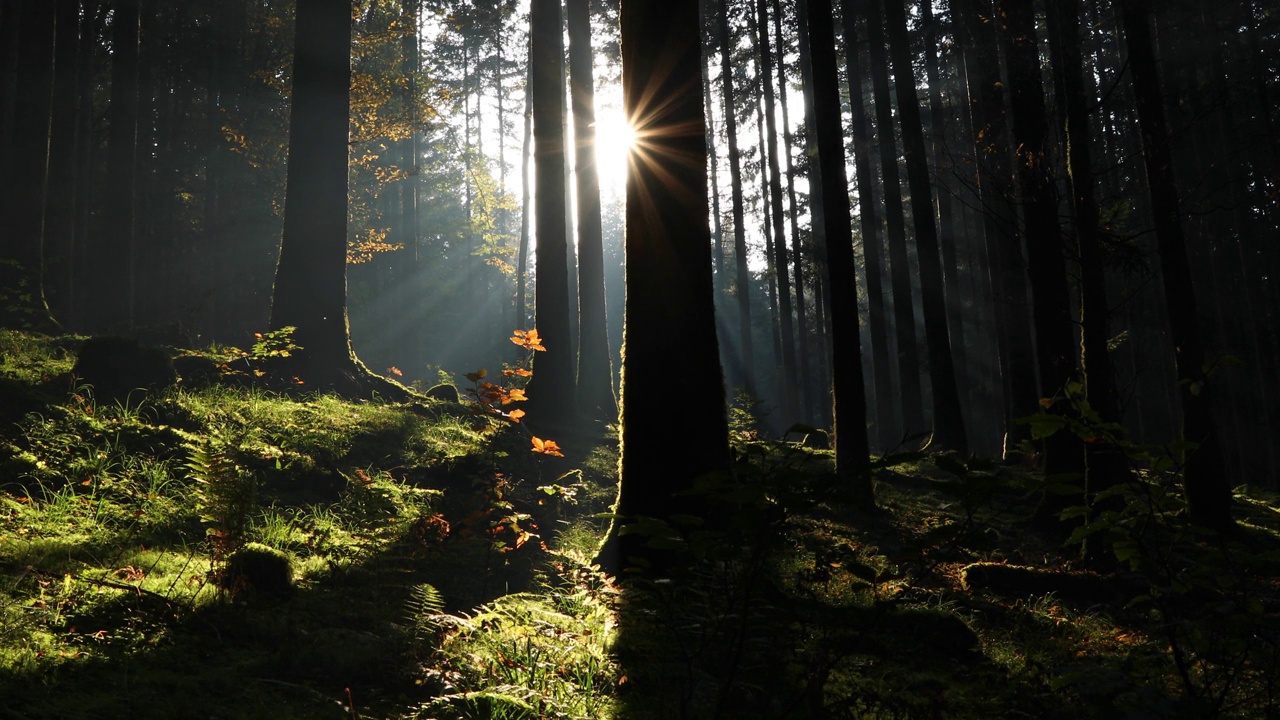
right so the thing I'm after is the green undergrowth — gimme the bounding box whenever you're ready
[2,329,1279,719]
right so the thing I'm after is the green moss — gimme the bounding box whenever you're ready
[221,542,294,596]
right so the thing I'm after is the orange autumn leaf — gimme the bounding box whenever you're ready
[505,388,527,404]
[511,328,546,352]
[531,436,564,457]
[387,366,403,377]
[1038,397,1055,410]
[507,409,526,423]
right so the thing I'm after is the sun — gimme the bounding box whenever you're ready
[591,104,635,197]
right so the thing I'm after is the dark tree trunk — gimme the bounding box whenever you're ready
[997,0,1085,482]
[862,0,926,442]
[754,0,799,424]
[269,0,396,397]
[840,0,895,450]
[702,26,725,287]
[954,0,1037,457]
[808,0,872,507]
[1,0,57,330]
[883,0,968,454]
[718,0,758,399]
[920,0,969,429]
[797,0,834,430]
[598,0,731,573]
[524,0,576,427]
[771,0,817,426]
[516,41,532,327]
[1046,0,1130,499]
[1119,0,1234,531]
[86,0,140,333]
[568,0,617,422]
[42,0,82,327]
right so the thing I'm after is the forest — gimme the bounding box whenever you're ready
[1,0,1278,717]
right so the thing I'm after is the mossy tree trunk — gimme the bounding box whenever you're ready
[597,0,731,574]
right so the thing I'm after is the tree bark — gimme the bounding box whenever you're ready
[524,0,576,427]
[862,0,926,442]
[599,0,731,573]
[840,0,895,450]
[807,0,873,507]
[1119,0,1234,531]
[717,0,758,399]
[754,0,799,424]
[269,0,396,397]
[1,0,57,331]
[883,0,968,454]
[568,0,617,422]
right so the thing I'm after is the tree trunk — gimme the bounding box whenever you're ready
[797,0,834,430]
[524,0,576,427]
[770,0,817,426]
[718,0,758,399]
[953,0,1036,457]
[807,0,873,507]
[86,0,140,333]
[754,0,799,424]
[269,0,394,397]
[862,0,926,442]
[516,40,532,327]
[997,0,1085,483]
[1,0,57,331]
[840,0,895,450]
[1119,0,1234,531]
[567,0,617,422]
[599,0,731,573]
[920,0,969,430]
[1046,0,1130,500]
[42,0,82,327]
[883,0,968,454]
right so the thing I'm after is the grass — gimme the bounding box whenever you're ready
[1,329,1279,719]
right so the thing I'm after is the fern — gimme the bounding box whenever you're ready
[406,583,463,639]
[185,434,255,567]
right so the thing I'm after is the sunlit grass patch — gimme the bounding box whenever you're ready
[409,566,619,720]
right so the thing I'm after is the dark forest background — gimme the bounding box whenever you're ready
[2,0,1277,485]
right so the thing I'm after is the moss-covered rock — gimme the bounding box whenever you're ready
[221,542,294,596]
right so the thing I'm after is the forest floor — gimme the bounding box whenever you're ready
[2,329,1279,719]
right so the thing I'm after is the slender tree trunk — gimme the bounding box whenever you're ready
[42,0,82,327]
[862,0,925,442]
[797,0,834,430]
[954,0,1036,457]
[718,0,758,399]
[883,0,967,454]
[840,0,895,450]
[1,0,57,330]
[920,0,969,428]
[703,18,726,289]
[1119,0,1234,531]
[808,0,872,507]
[86,0,140,333]
[525,0,576,427]
[997,0,1085,483]
[516,41,532,327]
[754,0,799,424]
[568,0,617,421]
[1046,0,1130,500]
[771,0,817,426]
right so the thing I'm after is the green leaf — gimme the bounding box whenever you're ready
[1024,413,1067,439]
